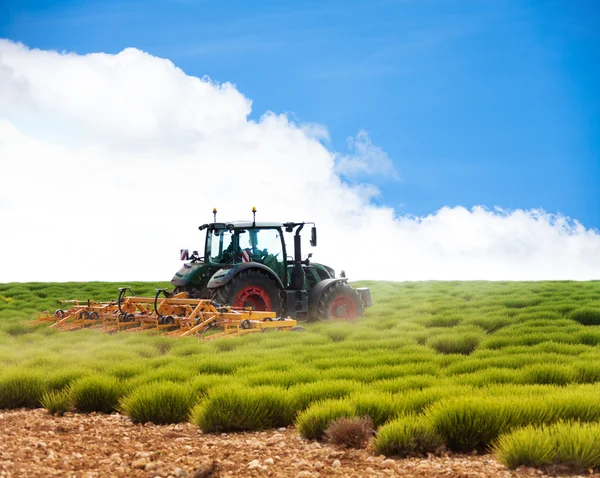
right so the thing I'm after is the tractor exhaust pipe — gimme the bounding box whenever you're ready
[290,224,305,290]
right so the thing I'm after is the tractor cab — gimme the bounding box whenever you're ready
[204,222,288,282]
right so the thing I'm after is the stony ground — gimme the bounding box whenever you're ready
[0,409,595,478]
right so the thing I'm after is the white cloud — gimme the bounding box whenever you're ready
[1,40,599,283]
[335,129,399,179]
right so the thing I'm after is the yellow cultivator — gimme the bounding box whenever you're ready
[30,288,302,339]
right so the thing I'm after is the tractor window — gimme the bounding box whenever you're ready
[239,228,285,277]
[208,229,235,264]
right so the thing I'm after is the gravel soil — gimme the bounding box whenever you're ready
[0,409,595,478]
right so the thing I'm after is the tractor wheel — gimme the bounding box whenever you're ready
[316,282,365,321]
[211,269,284,316]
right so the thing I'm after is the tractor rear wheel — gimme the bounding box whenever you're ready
[316,282,364,321]
[211,269,284,316]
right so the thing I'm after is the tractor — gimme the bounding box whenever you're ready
[171,208,372,321]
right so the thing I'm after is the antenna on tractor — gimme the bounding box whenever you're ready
[252,206,257,227]
[213,207,217,223]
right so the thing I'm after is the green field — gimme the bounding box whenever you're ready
[1,280,600,471]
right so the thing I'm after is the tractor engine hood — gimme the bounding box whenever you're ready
[171,262,212,287]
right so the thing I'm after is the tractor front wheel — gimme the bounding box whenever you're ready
[211,269,284,316]
[316,282,364,321]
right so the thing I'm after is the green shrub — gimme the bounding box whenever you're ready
[119,381,197,424]
[172,343,203,357]
[40,390,72,416]
[493,424,555,469]
[244,368,318,388]
[296,399,356,440]
[396,387,457,414]
[554,422,600,470]
[538,393,600,423]
[46,368,89,391]
[191,359,237,375]
[574,363,600,384]
[554,302,577,315]
[576,330,600,346]
[319,363,438,382]
[375,375,436,393]
[569,308,600,326]
[190,374,230,397]
[130,366,190,385]
[463,315,511,333]
[428,397,517,452]
[515,311,563,322]
[351,392,400,427]
[107,363,147,380]
[429,391,600,453]
[518,365,575,386]
[3,323,34,336]
[70,376,122,413]
[0,372,44,409]
[191,385,295,433]
[503,297,542,309]
[494,422,600,471]
[455,368,521,387]
[374,414,444,457]
[153,338,172,355]
[290,380,358,410]
[420,315,461,328]
[427,333,481,355]
[214,338,242,352]
[325,324,353,343]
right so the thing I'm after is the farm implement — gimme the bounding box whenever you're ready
[30,288,301,339]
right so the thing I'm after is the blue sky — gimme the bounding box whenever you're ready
[2,0,599,228]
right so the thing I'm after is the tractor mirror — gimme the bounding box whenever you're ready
[310,227,317,247]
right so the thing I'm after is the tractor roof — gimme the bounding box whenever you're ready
[199,221,283,231]
[228,221,284,228]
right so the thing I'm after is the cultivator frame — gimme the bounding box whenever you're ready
[30,288,300,339]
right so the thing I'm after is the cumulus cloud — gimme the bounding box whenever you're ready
[1,39,599,283]
[335,129,398,179]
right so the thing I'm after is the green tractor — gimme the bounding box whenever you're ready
[170,210,372,321]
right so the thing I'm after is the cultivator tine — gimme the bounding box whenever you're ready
[49,314,72,328]
[42,300,121,331]
[26,311,56,325]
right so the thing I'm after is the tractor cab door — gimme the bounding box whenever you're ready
[238,228,287,283]
[206,228,237,264]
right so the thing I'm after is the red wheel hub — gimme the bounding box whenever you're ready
[234,286,272,311]
[330,296,357,320]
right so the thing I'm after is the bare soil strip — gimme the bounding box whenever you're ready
[0,409,590,478]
